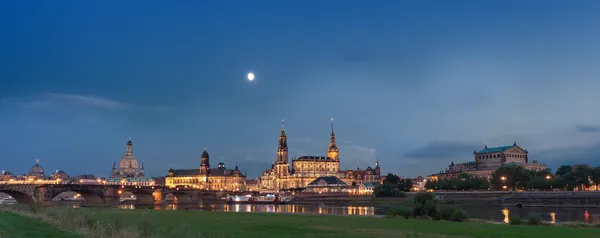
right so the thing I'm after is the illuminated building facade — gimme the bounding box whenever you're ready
[435,142,548,179]
[165,149,246,191]
[259,119,381,192]
[111,138,144,178]
[109,138,154,186]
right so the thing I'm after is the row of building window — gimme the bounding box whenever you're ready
[477,154,526,159]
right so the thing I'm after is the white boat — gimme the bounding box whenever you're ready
[0,197,17,205]
[251,194,294,204]
[226,195,252,203]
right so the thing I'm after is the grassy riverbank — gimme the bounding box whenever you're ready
[1,205,599,238]
[0,211,80,238]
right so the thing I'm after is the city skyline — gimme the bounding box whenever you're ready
[2,1,600,178]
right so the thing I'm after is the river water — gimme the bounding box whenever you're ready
[107,203,600,224]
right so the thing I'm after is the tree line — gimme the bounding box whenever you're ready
[424,164,600,191]
[373,173,413,197]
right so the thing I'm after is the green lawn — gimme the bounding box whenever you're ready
[0,211,81,238]
[1,207,599,238]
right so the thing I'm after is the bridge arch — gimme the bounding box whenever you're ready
[0,190,35,204]
[50,189,105,206]
[165,192,193,204]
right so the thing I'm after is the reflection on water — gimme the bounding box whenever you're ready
[502,209,509,223]
[57,201,600,224]
[121,203,376,216]
[461,206,600,224]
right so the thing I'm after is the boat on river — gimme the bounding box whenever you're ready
[251,194,294,204]
[0,197,17,205]
[226,195,252,203]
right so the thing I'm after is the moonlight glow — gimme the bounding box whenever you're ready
[247,72,255,81]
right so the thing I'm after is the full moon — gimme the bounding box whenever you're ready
[247,72,255,81]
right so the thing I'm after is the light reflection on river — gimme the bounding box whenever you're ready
[64,203,600,224]
[118,203,377,216]
[458,206,600,224]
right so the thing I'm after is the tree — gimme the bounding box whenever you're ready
[556,165,573,176]
[491,164,532,191]
[567,165,592,190]
[398,179,413,192]
[591,167,600,191]
[425,179,438,190]
[384,173,400,185]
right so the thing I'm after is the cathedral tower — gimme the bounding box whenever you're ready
[327,118,339,160]
[277,120,288,164]
[275,119,290,178]
[200,148,210,174]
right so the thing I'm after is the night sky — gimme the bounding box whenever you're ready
[1,1,600,178]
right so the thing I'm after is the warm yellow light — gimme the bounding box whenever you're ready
[118,190,123,194]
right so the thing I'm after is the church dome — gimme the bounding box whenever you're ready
[119,158,139,170]
[29,160,44,177]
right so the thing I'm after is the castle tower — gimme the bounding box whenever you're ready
[327,118,339,160]
[200,148,210,174]
[375,159,381,176]
[275,119,290,179]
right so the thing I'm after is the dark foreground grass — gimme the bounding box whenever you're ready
[0,211,81,238]
[1,206,599,238]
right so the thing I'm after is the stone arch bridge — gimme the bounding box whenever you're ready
[0,184,225,206]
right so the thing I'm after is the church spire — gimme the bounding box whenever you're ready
[277,119,288,164]
[139,161,145,177]
[331,117,335,135]
[327,117,339,160]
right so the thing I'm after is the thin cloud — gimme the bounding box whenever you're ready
[2,93,170,114]
[404,139,480,159]
[576,124,600,133]
[44,93,126,110]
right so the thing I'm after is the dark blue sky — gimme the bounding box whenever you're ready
[1,1,600,178]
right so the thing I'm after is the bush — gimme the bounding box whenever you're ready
[437,206,457,220]
[385,207,412,219]
[528,216,542,226]
[510,215,522,225]
[450,209,468,222]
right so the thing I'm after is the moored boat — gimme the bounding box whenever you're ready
[226,195,252,203]
[251,194,294,204]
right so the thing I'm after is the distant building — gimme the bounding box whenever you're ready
[435,142,547,179]
[358,182,375,195]
[28,160,45,178]
[111,138,144,178]
[245,179,261,192]
[259,119,381,192]
[165,149,246,191]
[51,169,69,181]
[410,176,426,191]
[108,138,154,186]
[306,176,349,193]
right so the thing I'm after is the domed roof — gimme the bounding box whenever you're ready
[201,148,209,158]
[54,169,67,175]
[29,160,44,176]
